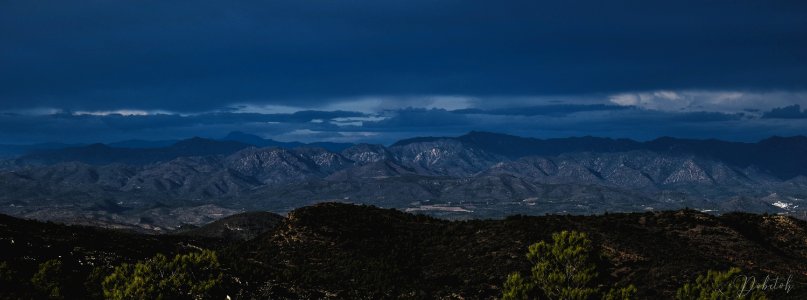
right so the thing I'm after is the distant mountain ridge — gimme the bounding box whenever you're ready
[9,138,252,166]
[396,131,807,179]
[6,131,807,179]
[220,131,353,152]
[1,131,806,229]
[0,131,353,164]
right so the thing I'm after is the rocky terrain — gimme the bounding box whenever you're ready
[1,131,806,229]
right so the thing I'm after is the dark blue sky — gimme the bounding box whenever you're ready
[1,0,806,144]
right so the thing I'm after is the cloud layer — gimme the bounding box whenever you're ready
[1,0,806,111]
[1,1,805,143]
[1,91,805,144]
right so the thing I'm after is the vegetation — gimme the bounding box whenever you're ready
[502,272,532,300]
[84,266,110,299]
[527,231,598,299]
[102,250,223,300]
[501,230,771,300]
[675,267,767,300]
[602,285,639,300]
[502,230,636,300]
[31,259,64,299]
[2,204,807,298]
[0,261,13,282]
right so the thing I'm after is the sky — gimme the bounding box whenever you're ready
[1,0,806,144]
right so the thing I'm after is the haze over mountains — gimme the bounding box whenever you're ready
[1,131,806,231]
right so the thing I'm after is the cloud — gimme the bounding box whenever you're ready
[72,109,171,116]
[762,105,807,119]
[609,94,640,106]
[228,104,306,114]
[1,91,807,145]
[609,91,807,114]
[330,116,389,127]
[0,110,369,144]
[1,1,805,111]
[317,96,476,114]
[452,104,630,117]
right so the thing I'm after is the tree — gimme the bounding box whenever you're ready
[31,259,64,299]
[84,266,109,299]
[502,272,533,300]
[0,261,13,283]
[675,267,767,300]
[102,250,223,300]
[602,285,638,300]
[502,231,637,300]
[529,230,598,299]
[503,230,628,300]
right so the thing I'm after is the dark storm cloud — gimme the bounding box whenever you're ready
[453,104,630,117]
[61,110,366,130]
[1,0,806,111]
[352,107,790,142]
[667,111,745,122]
[0,110,368,144]
[762,105,807,119]
[0,105,804,145]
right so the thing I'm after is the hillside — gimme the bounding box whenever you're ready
[227,203,807,299]
[179,211,285,241]
[2,203,807,298]
[0,213,225,299]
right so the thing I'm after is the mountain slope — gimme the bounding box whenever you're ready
[1,132,807,230]
[389,138,505,176]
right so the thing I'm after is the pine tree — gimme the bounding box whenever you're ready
[503,230,623,300]
[528,231,598,300]
[31,259,64,299]
[502,272,532,300]
[675,267,767,300]
[102,250,223,300]
[602,284,638,300]
[0,261,13,283]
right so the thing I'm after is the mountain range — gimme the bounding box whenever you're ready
[1,131,806,230]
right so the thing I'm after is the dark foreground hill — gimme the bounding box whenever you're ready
[178,211,285,241]
[2,203,807,299]
[0,213,226,299]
